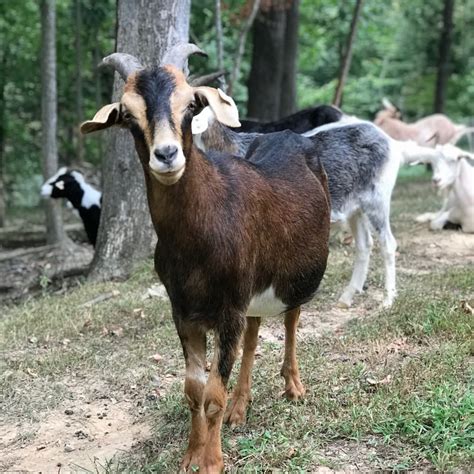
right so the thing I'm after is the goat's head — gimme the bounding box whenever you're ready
[375,98,402,123]
[81,44,240,186]
[430,144,473,189]
[41,167,84,198]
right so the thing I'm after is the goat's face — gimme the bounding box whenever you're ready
[430,145,464,189]
[82,65,240,186]
[41,168,81,198]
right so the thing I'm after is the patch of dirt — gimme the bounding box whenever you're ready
[1,395,150,472]
[401,228,474,267]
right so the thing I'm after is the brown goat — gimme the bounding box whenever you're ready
[82,44,330,473]
[374,98,473,146]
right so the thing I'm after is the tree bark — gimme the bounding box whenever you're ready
[0,48,7,228]
[74,0,84,164]
[279,0,299,117]
[41,0,66,244]
[332,0,364,107]
[247,1,287,121]
[434,0,455,113]
[88,0,191,281]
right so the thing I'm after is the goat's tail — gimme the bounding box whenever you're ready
[397,140,438,165]
[451,126,474,145]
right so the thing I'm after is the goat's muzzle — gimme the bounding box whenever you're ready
[149,143,186,186]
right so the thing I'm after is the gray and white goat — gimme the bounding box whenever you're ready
[193,109,403,308]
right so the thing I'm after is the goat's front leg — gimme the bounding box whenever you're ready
[225,316,261,427]
[177,324,208,473]
[200,319,244,473]
[281,307,305,400]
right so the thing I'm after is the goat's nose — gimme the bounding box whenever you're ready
[432,177,441,186]
[154,145,178,164]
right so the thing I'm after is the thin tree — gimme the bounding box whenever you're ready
[227,0,261,95]
[434,0,455,113]
[215,0,227,91]
[41,0,66,244]
[88,0,191,281]
[332,0,364,107]
[74,0,84,163]
[0,47,7,227]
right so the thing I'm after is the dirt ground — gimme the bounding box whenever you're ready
[0,189,474,472]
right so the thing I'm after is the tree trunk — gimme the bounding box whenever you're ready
[74,0,84,164]
[41,0,66,245]
[0,48,7,228]
[434,0,455,113]
[332,0,364,107]
[88,0,191,281]
[279,0,299,117]
[247,1,287,121]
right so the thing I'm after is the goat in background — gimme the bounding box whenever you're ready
[375,98,474,147]
[41,167,101,246]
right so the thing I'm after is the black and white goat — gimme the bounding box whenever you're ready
[194,109,403,308]
[81,44,330,472]
[237,105,343,133]
[41,167,101,246]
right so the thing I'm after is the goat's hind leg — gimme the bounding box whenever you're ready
[372,215,397,308]
[178,323,208,472]
[225,317,261,427]
[338,213,373,308]
[281,307,305,400]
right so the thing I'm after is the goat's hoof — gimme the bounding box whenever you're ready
[382,296,396,309]
[336,300,351,309]
[224,395,248,427]
[283,380,306,401]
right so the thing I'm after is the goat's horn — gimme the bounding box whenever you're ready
[189,70,226,87]
[161,43,207,72]
[100,53,143,81]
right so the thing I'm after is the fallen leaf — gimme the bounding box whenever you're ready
[460,300,474,316]
[367,374,392,385]
[150,353,163,363]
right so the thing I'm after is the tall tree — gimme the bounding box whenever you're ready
[41,0,66,244]
[279,0,299,117]
[247,0,300,121]
[0,45,7,227]
[88,0,191,281]
[332,0,364,107]
[434,0,455,113]
[74,0,84,163]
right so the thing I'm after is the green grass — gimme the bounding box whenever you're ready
[1,174,473,471]
[120,268,472,472]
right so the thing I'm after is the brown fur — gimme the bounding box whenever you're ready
[83,64,330,473]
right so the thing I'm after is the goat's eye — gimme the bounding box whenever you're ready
[122,110,134,122]
[188,101,197,112]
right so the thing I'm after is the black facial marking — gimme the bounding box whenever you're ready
[135,67,176,130]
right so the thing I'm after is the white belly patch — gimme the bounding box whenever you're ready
[247,286,287,318]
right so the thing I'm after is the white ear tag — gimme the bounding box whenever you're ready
[191,106,214,135]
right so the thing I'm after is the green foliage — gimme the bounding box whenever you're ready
[3,0,474,213]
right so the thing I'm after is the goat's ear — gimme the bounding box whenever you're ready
[81,103,121,134]
[382,97,396,111]
[194,87,240,128]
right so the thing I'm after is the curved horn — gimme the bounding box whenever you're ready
[100,53,143,81]
[189,70,226,87]
[161,43,207,71]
